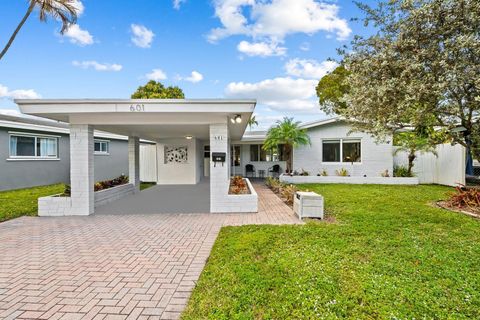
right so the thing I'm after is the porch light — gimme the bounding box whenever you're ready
[185,135,193,140]
[234,115,242,123]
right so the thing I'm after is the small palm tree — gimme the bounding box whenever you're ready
[394,131,438,176]
[247,115,258,130]
[1,0,79,61]
[263,117,311,174]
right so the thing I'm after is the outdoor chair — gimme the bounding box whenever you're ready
[245,164,256,178]
[268,164,281,177]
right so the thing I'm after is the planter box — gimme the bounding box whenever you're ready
[38,195,72,217]
[38,183,136,216]
[280,174,419,185]
[216,178,258,213]
[94,183,135,208]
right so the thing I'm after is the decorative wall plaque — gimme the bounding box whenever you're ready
[164,146,188,164]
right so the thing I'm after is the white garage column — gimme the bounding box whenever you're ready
[70,124,94,215]
[128,136,141,192]
[209,123,229,212]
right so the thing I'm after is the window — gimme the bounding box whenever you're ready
[322,140,341,162]
[230,145,240,166]
[342,140,361,163]
[322,139,361,163]
[94,140,109,155]
[9,134,58,159]
[250,144,287,162]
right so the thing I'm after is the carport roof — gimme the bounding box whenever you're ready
[15,99,256,140]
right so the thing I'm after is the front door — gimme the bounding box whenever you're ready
[231,145,241,176]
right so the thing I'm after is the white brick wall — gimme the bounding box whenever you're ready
[70,124,94,215]
[209,124,258,213]
[280,175,419,185]
[128,136,140,192]
[293,122,393,177]
[94,183,135,207]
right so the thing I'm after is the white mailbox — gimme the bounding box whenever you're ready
[293,191,324,219]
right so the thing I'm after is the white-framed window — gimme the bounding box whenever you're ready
[94,140,110,155]
[9,133,59,159]
[249,144,286,162]
[322,139,361,163]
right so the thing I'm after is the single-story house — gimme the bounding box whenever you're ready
[10,99,396,216]
[0,113,135,191]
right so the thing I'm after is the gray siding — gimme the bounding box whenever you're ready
[0,127,129,191]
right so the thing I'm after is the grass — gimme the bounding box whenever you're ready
[182,184,480,319]
[0,184,65,222]
[0,182,156,222]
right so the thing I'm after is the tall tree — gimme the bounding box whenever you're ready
[316,65,350,115]
[263,117,311,174]
[1,0,79,61]
[322,0,479,173]
[247,115,258,130]
[131,80,185,99]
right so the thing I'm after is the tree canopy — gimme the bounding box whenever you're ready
[1,0,79,60]
[318,0,480,149]
[263,117,310,173]
[316,65,350,116]
[131,80,185,99]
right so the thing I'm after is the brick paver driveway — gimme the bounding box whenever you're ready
[0,183,300,320]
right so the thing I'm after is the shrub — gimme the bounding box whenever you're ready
[281,184,298,205]
[300,169,310,176]
[265,176,275,188]
[319,169,328,176]
[335,168,349,176]
[381,169,390,177]
[447,185,480,213]
[393,166,414,177]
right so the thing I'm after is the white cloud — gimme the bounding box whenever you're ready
[72,61,123,72]
[225,77,318,112]
[208,0,351,43]
[285,59,337,79]
[184,71,204,83]
[237,40,286,57]
[63,24,94,46]
[71,0,85,16]
[300,42,310,51]
[146,69,167,81]
[130,24,155,48]
[0,84,41,100]
[173,0,186,9]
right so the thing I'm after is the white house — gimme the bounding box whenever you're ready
[15,98,443,216]
[233,118,393,178]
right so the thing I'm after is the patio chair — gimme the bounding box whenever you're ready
[268,164,281,178]
[245,164,256,178]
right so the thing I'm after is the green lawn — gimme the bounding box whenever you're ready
[182,184,480,319]
[0,184,65,222]
[0,182,156,222]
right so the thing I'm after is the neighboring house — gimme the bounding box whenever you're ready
[0,113,130,191]
[234,118,393,177]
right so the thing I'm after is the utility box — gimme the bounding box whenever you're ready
[293,191,324,219]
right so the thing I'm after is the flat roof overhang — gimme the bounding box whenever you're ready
[15,99,256,140]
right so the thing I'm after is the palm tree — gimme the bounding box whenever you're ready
[263,117,311,174]
[1,0,79,61]
[247,115,258,130]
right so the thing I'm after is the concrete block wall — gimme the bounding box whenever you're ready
[128,136,140,192]
[280,175,419,185]
[70,124,94,215]
[94,183,135,207]
[38,196,72,217]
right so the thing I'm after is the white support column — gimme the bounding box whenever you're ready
[209,123,229,212]
[70,124,94,215]
[129,136,140,192]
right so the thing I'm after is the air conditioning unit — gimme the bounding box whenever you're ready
[293,191,324,219]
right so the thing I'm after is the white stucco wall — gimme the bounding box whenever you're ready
[156,138,198,184]
[293,122,393,177]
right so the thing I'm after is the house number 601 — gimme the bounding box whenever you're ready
[130,104,145,112]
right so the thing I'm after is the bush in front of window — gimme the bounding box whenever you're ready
[335,168,349,176]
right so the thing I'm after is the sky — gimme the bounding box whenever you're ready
[0,0,376,130]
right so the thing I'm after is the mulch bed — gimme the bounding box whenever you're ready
[435,200,480,219]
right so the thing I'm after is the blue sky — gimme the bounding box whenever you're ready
[0,0,375,129]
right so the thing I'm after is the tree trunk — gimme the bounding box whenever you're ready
[0,2,35,61]
[407,151,416,176]
[284,144,292,174]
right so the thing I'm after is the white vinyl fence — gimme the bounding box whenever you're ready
[140,143,157,182]
[393,143,465,186]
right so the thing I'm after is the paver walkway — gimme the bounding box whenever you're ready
[0,183,300,320]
